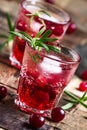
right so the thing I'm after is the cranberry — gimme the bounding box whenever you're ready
[78,82,87,92]
[49,90,56,100]
[0,86,7,100]
[22,8,30,16]
[66,22,77,34]
[23,76,33,88]
[34,16,43,24]
[28,30,36,38]
[16,19,28,31]
[36,75,47,89]
[44,0,54,4]
[51,107,65,122]
[27,69,39,79]
[35,90,49,103]
[29,114,45,128]
[81,70,87,80]
[51,25,63,36]
[16,36,26,52]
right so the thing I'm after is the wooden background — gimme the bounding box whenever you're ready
[0,0,87,130]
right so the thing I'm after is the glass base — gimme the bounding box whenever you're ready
[15,97,51,117]
[9,54,21,69]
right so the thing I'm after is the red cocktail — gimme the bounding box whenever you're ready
[10,0,70,68]
[15,43,80,116]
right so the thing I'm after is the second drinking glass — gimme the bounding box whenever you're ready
[10,0,70,68]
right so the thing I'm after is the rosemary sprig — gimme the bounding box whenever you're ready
[10,26,59,53]
[62,102,74,110]
[39,10,51,17]
[62,91,87,110]
[26,10,51,26]
[26,10,51,18]
[6,13,15,32]
[0,13,15,50]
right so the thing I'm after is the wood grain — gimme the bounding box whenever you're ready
[0,0,87,130]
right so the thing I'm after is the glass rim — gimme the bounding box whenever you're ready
[21,0,71,24]
[26,42,81,65]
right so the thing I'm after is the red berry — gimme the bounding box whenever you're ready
[66,22,77,34]
[34,16,43,24]
[27,69,39,79]
[22,8,30,16]
[52,25,63,36]
[36,75,47,88]
[78,82,87,92]
[46,22,63,37]
[44,0,54,4]
[0,86,7,100]
[16,36,26,52]
[29,114,45,128]
[49,90,56,100]
[51,107,65,122]
[35,90,49,103]
[16,19,28,31]
[81,70,87,80]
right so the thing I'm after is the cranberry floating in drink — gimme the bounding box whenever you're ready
[15,35,80,116]
[10,0,70,68]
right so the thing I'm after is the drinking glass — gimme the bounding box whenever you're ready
[10,0,70,68]
[15,42,80,116]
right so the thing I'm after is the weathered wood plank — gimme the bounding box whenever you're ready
[0,62,19,88]
[0,0,87,130]
[0,88,60,130]
[0,61,87,130]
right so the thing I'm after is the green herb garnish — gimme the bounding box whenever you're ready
[26,10,51,26]
[10,26,59,53]
[26,10,51,18]
[62,91,87,110]
[0,13,15,50]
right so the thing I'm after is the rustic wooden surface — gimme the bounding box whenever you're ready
[0,0,87,130]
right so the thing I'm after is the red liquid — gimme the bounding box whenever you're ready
[10,1,70,68]
[15,44,79,114]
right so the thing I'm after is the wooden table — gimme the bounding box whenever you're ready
[0,0,87,130]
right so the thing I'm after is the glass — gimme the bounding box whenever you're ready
[15,42,80,116]
[10,0,70,69]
